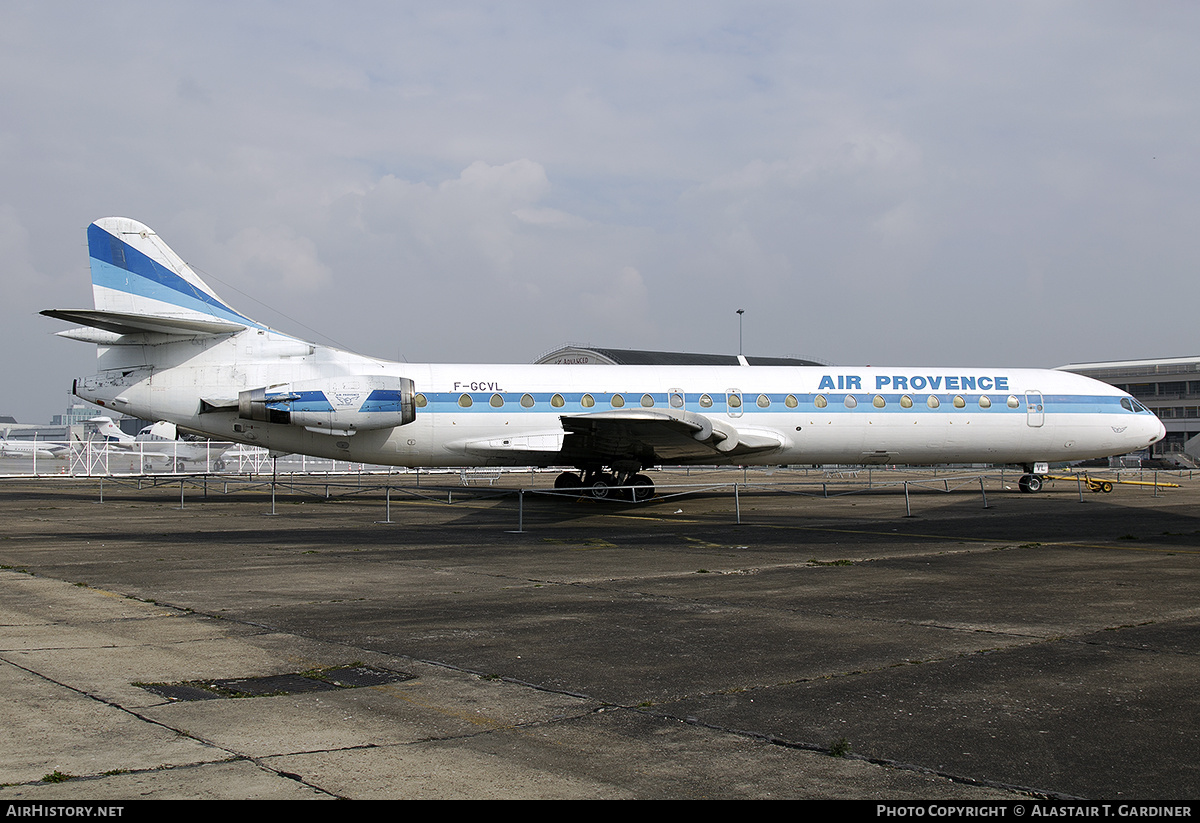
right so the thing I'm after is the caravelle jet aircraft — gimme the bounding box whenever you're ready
[44,217,1165,499]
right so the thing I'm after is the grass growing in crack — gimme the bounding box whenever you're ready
[829,737,852,757]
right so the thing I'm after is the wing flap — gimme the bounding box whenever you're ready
[560,409,786,464]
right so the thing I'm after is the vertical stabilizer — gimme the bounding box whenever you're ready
[87,217,259,328]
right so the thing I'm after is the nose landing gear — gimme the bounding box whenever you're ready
[1017,473,1044,493]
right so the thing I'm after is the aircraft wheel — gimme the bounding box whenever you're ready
[629,474,655,502]
[213,459,226,472]
[175,459,186,472]
[1019,474,1043,493]
[554,471,582,492]
[588,473,617,500]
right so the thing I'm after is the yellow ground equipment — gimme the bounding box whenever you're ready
[1047,473,1180,493]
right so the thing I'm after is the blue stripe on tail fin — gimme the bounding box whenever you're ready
[87,217,261,329]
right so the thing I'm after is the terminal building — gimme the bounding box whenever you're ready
[1058,356,1200,462]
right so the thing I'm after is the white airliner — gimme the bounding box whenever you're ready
[1,428,71,460]
[43,217,1165,498]
[86,416,232,471]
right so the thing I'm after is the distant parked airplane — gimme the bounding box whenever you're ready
[1,428,71,460]
[86,416,231,471]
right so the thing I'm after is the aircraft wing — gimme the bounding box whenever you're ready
[557,409,785,465]
[446,408,785,467]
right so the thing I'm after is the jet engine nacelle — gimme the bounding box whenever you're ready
[239,375,416,436]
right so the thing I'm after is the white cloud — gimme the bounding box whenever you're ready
[224,224,332,292]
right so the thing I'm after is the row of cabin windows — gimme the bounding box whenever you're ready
[416,392,1027,410]
[817,394,1022,410]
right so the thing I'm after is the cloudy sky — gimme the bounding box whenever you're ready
[3,2,1198,422]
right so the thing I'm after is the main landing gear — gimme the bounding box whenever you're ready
[554,469,656,502]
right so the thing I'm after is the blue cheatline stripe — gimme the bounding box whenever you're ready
[88,223,258,327]
[266,390,332,413]
[411,391,1144,416]
[359,390,409,413]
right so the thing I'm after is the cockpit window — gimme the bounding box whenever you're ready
[1121,398,1134,412]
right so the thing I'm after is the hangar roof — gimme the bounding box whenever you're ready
[535,344,827,367]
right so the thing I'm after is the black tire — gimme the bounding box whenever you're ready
[554,472,582,492]
[589,473,616,500]
[630,474,655,502]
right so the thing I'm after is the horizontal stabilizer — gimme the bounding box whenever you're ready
[41,309,246,337]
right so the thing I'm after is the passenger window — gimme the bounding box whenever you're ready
[551,394,565,408]
[611,394,625,408]
[927,396,940,409]
[844,395,858,409]
[900,395,913,408]
[415,394,427,408]
[490,394,504,408]
[670,393,684,408]
[873,395,886,408]
[728,394,742,408]
[581,394,595,408]
[641,394,655,407]
[815,395,828,408]
[458,394,473,408]
[520,394,535,408]
[757,394,770,408]
[1007,395,1020,408]
[953,395,965,408]
[979,395,991,409]
[785,394,798,408]
[699,394,713,408]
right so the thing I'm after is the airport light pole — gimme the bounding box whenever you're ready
[737,308,744,356]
